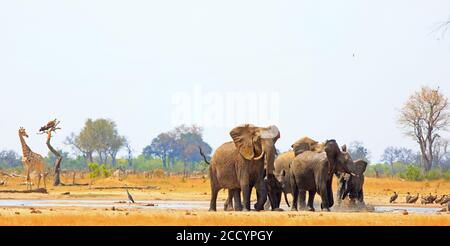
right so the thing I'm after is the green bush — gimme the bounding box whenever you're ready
[88,163,112,178]
[99,164,112,178]
[88,163,100,178]
[441,170,450,181]
[399,165,422,181]
[424,169,441,180]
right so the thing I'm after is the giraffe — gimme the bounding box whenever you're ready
[18,127,46,190]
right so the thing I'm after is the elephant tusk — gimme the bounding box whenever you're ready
[284,191,290,207]
[253,150,265,160]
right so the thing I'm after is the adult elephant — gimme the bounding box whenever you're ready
[260,137,324,210]
[336,158,368,207]
[208,124,280,211]
[271,137,325,209]
[290,139,354,212]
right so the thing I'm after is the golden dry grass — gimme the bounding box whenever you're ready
[0,207,449,226]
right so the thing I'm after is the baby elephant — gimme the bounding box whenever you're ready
[335,159,368,207]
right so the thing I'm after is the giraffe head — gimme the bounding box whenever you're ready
[19,127,29,138]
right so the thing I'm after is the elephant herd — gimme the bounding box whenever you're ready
[200,124,368,212]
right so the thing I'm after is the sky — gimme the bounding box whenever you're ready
[1,0,450,162]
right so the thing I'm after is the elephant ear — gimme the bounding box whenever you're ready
[260,125,280,143]
[230,124,255,160]
[353,159,368,175]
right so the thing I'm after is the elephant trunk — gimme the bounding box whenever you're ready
[263,145,276,176]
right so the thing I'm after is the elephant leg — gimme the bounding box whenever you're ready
[241,183,251,211]
[290,174,299,211]
[307,190,315,212]
[320,189,331,212]
[336,180,345,206]
[209,187,220,211]
[233,189,243,211]
[299,190,307,210]
[357,189,365,207]
[254,180,267,211]
[291,187,299,211]
[224,189,234,211]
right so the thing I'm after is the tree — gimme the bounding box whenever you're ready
[432,16,450,39]
[143,132,174,169]
[381,146,417,175]
[65,118,126,166]
[0,150,20,168]
[396,147,418,165]
[381,147,398,175]
[142,125,212,173]
[433,137,449,169]
[398,86,450,172]
[348,141,370,162]
[106,133,126,167]
[174,126,212,176]
[125,140,133,168]
[46,127,63,186]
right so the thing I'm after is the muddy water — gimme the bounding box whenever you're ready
[0,199,215,210]
[374,206,442,214]
[0,199,444,213]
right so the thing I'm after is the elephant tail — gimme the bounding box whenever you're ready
[199,146,210,165]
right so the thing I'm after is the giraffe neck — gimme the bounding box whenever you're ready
[19,134,31,157]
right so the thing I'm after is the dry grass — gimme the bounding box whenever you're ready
[0,207,449,226]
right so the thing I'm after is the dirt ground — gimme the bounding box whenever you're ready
[0,174,449,226]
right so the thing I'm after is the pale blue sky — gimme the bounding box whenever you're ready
[1,1,449,161]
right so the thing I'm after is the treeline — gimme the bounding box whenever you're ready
[1,119,212,175]
[142,125,212,172]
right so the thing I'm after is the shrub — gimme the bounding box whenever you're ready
[424,169,441,180]
[88,163,112,178]
[99,164,112,178]
[152,168,165,178]
[441,170,450,181]
[88,163,100,178]
[399,165,422,181]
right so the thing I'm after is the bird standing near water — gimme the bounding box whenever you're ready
[408,193,419,204]
[405,192,411,203]
[390,192,398,203]
[428,194,437,203]
[435,195,446,204]
[126,189,135,203]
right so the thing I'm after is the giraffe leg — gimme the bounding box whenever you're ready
[27,173,31,190]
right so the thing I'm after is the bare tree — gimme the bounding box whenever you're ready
[433,137,449,169]
[398,86,450,172]
[39,119,63,186]
[125,140,133,168]
[431,16,450,39]
[381,147,398,175]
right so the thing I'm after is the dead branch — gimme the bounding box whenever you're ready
[0,188,47,193]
